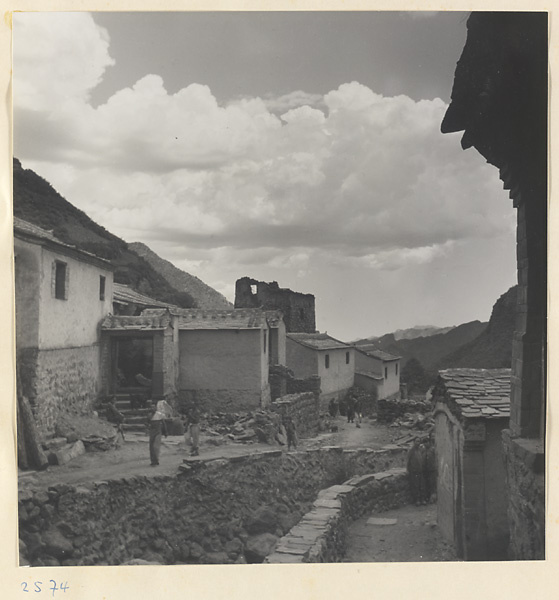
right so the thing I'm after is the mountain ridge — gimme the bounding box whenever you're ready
[129,242,232,310]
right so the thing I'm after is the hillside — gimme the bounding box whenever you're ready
[437,286,517,369]
[12,158,200,308]
[129,242,232,310]
[357,320,487,370]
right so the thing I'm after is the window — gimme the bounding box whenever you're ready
[54,261,68,300]
[325,354,330,369]
[384,367,388,379]
[99,275,106,301]
[263,331,267,353]
[396,363,399,376]
[346,351,350,364]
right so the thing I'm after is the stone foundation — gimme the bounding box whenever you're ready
[18,445,407,566]
[18,345,102,438]
[502,430,545,559]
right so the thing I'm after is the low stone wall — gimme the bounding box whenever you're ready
[269,366,320,401]
[502,430,545,559]
[377,397,432,424]
[19,345,102,438]
[18,445,407,566]
[265,468,410,563]
[271,392,320,437]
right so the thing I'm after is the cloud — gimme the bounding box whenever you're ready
[14,13,514,290]
[14,12,114,110]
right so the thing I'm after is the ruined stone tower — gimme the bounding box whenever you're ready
[234,277,316,333]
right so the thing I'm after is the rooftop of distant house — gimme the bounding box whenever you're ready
[113,283,175,310]
[436,368,511,420]
[354,344,401,362]
[287,332,350,351]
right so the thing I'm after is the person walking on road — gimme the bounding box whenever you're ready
[148,402,168,466]
[184,400,201,456]
[407,437,426,505]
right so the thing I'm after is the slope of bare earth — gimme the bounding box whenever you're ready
[129,242,232,310]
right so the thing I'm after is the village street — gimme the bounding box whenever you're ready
[18,415,456,564]
[18,415,398,489]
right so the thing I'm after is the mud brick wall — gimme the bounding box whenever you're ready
[271,392,320,437]
[502,431,545,559]
[18,345,101,438]
[266,468,410,563]
[18,445,407,566]
[377,397,432,424]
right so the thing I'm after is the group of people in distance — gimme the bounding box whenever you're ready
[406,434,437,505]
[328,392,363,427]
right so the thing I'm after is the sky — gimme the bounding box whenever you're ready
[12,11,518,341]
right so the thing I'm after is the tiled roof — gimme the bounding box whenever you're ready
[143,307,270,330]
[101,312,172,331]
[14,217,60,243]
[14,217,112,267]
[287,332,351,351]
[113,283,174,309]
[355,370,384,381]
[355,344,401,361]
[438,368,511,419]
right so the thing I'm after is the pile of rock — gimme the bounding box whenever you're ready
[377,397,432,424]
[40,414,119,466]
[202,410,285,445]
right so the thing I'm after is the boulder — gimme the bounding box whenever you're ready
[245,506,279,534]
[42,528,73,559]
[48,440,86,466]
[245,533,279,563]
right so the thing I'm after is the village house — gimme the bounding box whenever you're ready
[353,345,401,401]
[433,368,511,560]
[442,12,547,559]
[14,217,114,437]
[286,332,354,407]
[101,308,286,413]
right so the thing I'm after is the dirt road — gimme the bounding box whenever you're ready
[18,416,404,491]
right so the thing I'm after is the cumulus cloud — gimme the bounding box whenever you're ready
[14,12,515,324]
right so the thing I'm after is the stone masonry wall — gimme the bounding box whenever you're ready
[270,392,320,437]
[502,430,545,559]
[265,469,410,563]
[177,389,263,414]
[235,277,316,333]
[18,345,101,438]
[18,445,407,566]
[269,365,320,401]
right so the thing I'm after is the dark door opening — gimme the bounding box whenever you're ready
[113,337,154,394]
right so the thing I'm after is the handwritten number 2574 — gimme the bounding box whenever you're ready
[20,581,69,595]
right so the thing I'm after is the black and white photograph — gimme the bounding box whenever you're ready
[9,6,547,579]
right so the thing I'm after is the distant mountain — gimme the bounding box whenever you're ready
[356,320,487,370]
[12,158,213,308]
[355,324,455,343]
[437,286,517,370]
[129,242,232,310]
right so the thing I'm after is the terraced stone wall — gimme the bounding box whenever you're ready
[18,445,406,566]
